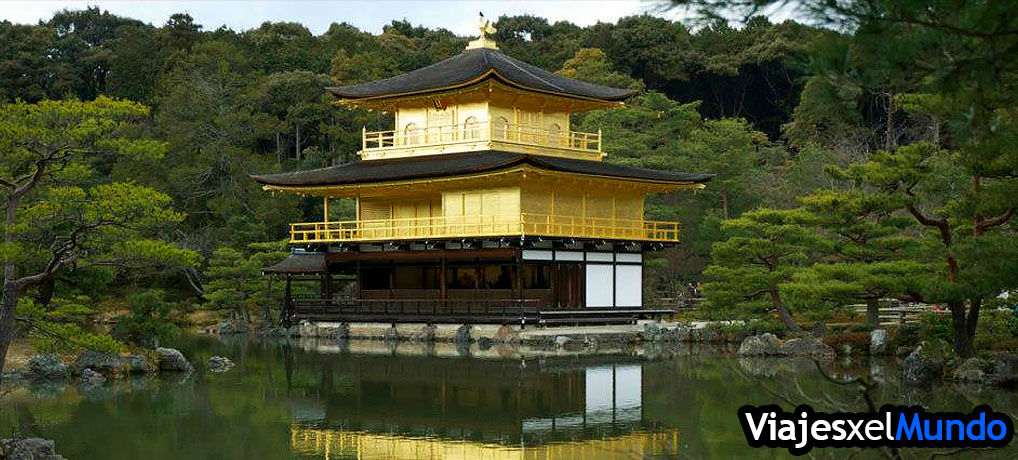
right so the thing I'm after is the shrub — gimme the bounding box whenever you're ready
[112,290,179,348]
[918,312,952,343]
[974,310,1018,352]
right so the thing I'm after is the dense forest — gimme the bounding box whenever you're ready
[1,0,1016,365]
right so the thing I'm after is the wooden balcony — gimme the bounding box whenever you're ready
[360,121,602,160]
[289,214,680,244]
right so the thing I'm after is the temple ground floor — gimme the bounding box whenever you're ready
[264,239,673,326]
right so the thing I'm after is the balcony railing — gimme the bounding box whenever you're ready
[361,121,601,159]
[289,214,680,244]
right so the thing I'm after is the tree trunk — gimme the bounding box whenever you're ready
[0,284,21,377]
[949,300,975,357]
[720,189,729,220]
[866,297,880,327]
[769,289,802,332]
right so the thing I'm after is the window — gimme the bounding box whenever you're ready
[393,266,425,290]
[481,265,513,289]
[493,116,509,139]
[523,265,551,289]
[463,116,480,139]
[548,123,562,146]
[446,266,478,289]
[361,266,393,290]
[403,122,419,145]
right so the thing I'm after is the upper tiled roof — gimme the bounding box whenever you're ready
[326,48,638,102]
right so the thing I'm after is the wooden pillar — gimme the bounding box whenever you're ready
[282,274,293,327]
[323,196,330,223]
[355,259,362,299]
[439,254,447,301]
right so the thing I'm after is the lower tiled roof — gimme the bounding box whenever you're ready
[251,151,712,187]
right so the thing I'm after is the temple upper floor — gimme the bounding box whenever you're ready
[326,20,635,162]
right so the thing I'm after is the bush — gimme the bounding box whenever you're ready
[888,323,922,351]
[974,310,1018,352]
[918,312,953,343]
[112,290,179,348]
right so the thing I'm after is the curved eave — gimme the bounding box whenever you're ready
[252,159,711,198]
[327,71,635,108]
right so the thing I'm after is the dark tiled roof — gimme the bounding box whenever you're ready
[262,252,325,274]
[326,48,637,102]
[250,151,713,187]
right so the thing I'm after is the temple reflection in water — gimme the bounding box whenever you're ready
[282,345,679,459]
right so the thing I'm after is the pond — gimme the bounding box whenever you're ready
[1,335,1016,459]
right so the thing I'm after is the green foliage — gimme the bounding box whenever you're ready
[17,297,124,355]
[203,242,292,322]
[918,312,953,344]
[112,290,179,347]
[702,208,821,329]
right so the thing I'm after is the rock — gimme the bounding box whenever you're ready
[495,326,518,344]
[992,353,1018,385]
[455,325,472,344]
[554,336,571,348]
[477,337,494,350]
[737,333,780,357]
[642,322,661,341]
[870,329,888,356]
[122,354,151,374]
[382,326,399,342]
[330,323,350,341]
[420,324,436,343]
[73,350,123,375]
[838,343,853,356]
[25,355,67,381]
[216,319,249,335]
[895,346,913,358]
[0,438,66,460]
[156,348,193,372]
[79,368,106,385]
[952,358,988,383]
[207,356,234,373]
[780,336,836,360]
[902,343,947,386]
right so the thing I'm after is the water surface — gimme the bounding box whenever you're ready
[1,335,1016,459]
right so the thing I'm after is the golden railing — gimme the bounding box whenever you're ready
[362,121,601,156]
[289,214,680,243]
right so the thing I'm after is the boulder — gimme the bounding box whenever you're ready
[952,357,988,383]
[216,319,249,335]
[902,343,946,386]
[122,354,151,374]
[79,368,106,385]
[331,323,350,341]
[870,329,888,356]
[420,324,437,343]
[495,326,518,344]
[737,333,780,357]
[207,356,235,373]
[382,326,399,342]
[992,353,1018,385]
[0,438,66,460]
[477,337,494,350]
[455,325,472,344]
[642,322,661,341]
[25,355,67,381]
[73,350,123,375]
[780,336,836,360]
[156,348,193,372]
